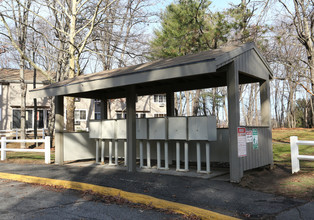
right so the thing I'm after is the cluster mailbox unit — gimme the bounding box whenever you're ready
[89,116,217,173]
[89,119,127,166]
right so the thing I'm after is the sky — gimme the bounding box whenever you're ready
[149,0,240,33]
[154,0,239,11]
[211,0,239,10]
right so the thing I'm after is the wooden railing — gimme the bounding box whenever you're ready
[290,136,314,173]
[0,136,51,164]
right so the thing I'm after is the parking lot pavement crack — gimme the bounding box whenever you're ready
[274,201,308,218]
[296,206,304,220]
[23,200,88,215]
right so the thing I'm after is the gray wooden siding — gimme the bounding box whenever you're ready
[235,50,271,81]
[241,127,273,171]
[64,132,96,161]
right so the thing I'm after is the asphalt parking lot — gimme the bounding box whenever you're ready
[0,163,313,219]
[0,179,181,220]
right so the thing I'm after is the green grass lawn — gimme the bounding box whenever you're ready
[272,129,314,169]
[6,152,55,161]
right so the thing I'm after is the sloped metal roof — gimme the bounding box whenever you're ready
[31,42,272,98]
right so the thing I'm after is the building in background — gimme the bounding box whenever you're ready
[95,94,167,121]
[0,68,51,131]
[0,69,167,132]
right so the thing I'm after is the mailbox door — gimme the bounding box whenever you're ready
[148,118,167,140]
[116,119,127,139]
[136,118,147,139]
[102,120,116,139]
[188,116,208,140]
[168,117,187,140]
[89,120,102,139]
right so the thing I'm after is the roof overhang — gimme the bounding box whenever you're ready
[32,59,216,98]
[31,42,273,99]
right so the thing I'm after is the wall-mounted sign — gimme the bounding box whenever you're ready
[253,129,258,149]
[237,127,247,157]
[246,130,253,143]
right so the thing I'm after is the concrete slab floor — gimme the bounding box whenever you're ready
[65,160,229,180]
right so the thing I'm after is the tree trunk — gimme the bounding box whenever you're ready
[66,97,75,131]
[202,93,207,116]
[48,97,55,138]
[185,91,190,116]
[212,88,216,117]
[33,54,37,140]
[222,88,228,126]
[174,92,178,116]
[20,60,26,148]
[179,92,182,116]
[309,58,314,126]
[65,0,78,132]
[192,89,201,116]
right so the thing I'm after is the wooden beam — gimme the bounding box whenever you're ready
[126,86,137,172]
[55,96,64,165]
[227,62,243,183]
[166,92,175,116]
[101,99,108,120]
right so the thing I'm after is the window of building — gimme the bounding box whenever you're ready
[35,110,45,129]
[95,112,101,120]
[137,113,146,118]
[12,109,33,129]
[94,99,101,120]
[74,109,87,121]
[154,94,166,103]
[154,113,166,118]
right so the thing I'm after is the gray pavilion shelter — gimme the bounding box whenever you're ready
[31,42,273,183]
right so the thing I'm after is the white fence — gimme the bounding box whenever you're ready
[290,136,314,173]
[0,136,51,164]
[0,128,47,139]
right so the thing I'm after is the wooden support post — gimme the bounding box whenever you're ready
[227,62,243,182]
[260,79,273,166]
[166,92,175,117]
[55,96,64,165]
[166,92,174,166]
[101,99,108,120]
[126,86,137,172]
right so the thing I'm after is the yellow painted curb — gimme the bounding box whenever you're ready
[0,172,238,220]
